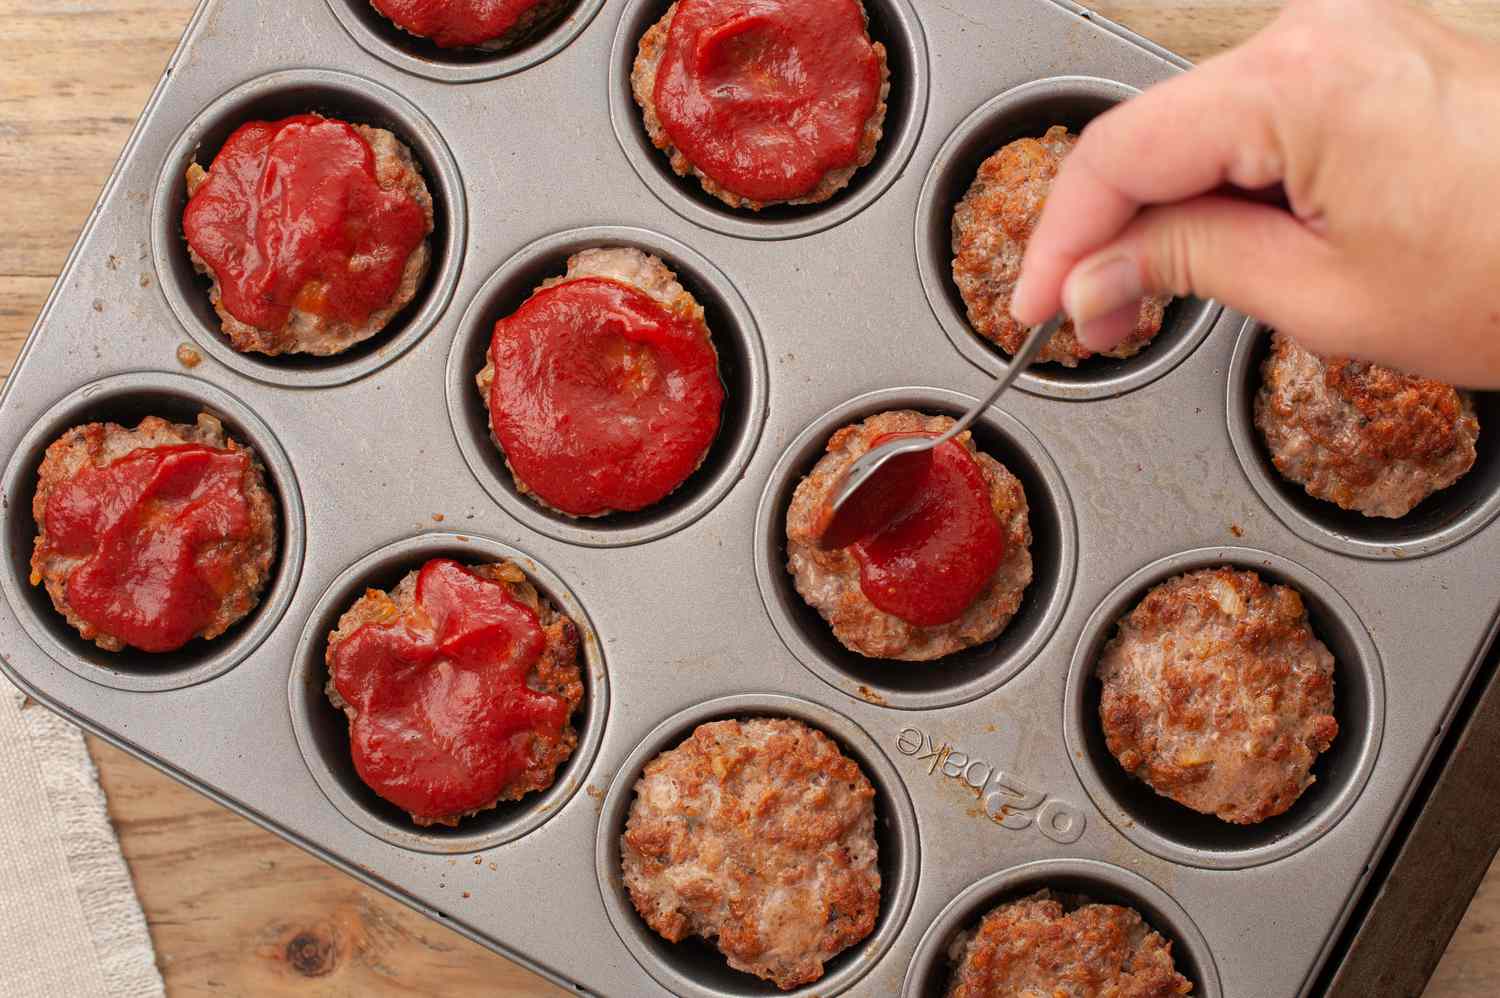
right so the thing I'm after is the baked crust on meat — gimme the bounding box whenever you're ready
[630,1,891,210]
[30,413,277,653]
[621,717,880,990]
[953,125,1170,367]
[184,120,434,357]
[785,410,1033,661]
[1097,567,1339,825]
[324,560,583,826]
[1255,331,1479,518]
[946,890,1193,997]
[475,245,719,518]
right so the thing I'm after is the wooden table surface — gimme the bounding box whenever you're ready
[4,1,1500,995]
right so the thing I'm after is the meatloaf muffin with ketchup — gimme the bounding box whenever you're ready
[183,114,434,357]
[369,0,569,50]
[1097,567,1339,825]
[325,558,583,827]
[477,246,724,518]
[1255,331,1479,518]
[632,0,890,210]
[946,890,1193,997]
[785,410,1032,661]
[30,413,277,654]
[954,125,1170,367]
[621,717,881,990]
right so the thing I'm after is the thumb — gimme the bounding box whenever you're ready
[1059,195,1343,352]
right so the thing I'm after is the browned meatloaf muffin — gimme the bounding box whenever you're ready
[947,890,1192,997]
[29,413,277,654]
[1254,331,1479,518]
[475,246,721,518]
[785,410,1033,660]
[631,1,890,210]
[184,121,434,357]
[1097,567,1339,825]
[953,125,1170,367]
[325,559,583,826]
[621,717,880,990]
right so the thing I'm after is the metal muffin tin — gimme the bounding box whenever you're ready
[1,0,1497,995]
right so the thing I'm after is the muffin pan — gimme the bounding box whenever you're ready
[1,0,1497,995]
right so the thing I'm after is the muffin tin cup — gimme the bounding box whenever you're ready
[607,0,931,240]
[914,75,1221,400]
[594,692,921,998]
[0,372,307,693]
[150,68,468,388]
[754,387,1078,710]
[445,224,768,547]
[287,531,609,853]
[324,0,608,83]
[900,859,1223,997]
[1063,546,1386,870]
[1227,320,1500,559]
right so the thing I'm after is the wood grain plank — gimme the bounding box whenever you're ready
[88,738,565,997]
[3,0,1500,995]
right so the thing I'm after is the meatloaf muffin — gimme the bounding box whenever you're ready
[632,0,890,210]
[30,413,277,654]
[1255,331,1479,518]
[1097,567,1339,825]
[477,246,724,518]
[785,410,1032,660]
[325,558,583,827]
[369,0,568,50]
[954,125,1170,367]
[183,114,434,357]
[946,890,1192,997]
[621,717,880,990]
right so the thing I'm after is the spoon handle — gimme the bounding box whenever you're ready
[937,311,1065,445]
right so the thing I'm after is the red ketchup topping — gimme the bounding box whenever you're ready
[814,446,933,552]
[371,0,550,48]
[41,445,255,653]
[181,115,428,332]
[839,433,1004,627]
[653,0,883,203]
[487,277,724,517]
[328,559,572,822]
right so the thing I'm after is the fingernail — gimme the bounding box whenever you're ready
[1062,253,1143,325]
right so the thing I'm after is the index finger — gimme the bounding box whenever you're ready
[1009,52,1284,324]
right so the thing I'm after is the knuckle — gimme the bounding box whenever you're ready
[1142,214,1200,298]
[1258,21,1328,86]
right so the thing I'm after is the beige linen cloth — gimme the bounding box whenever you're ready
[0,681,165,998]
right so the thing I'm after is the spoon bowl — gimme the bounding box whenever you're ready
[815,311,1064,548]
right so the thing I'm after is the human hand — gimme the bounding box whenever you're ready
[1008,0,1500,387]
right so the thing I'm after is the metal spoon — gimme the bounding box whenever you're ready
[816,311,1064,547]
